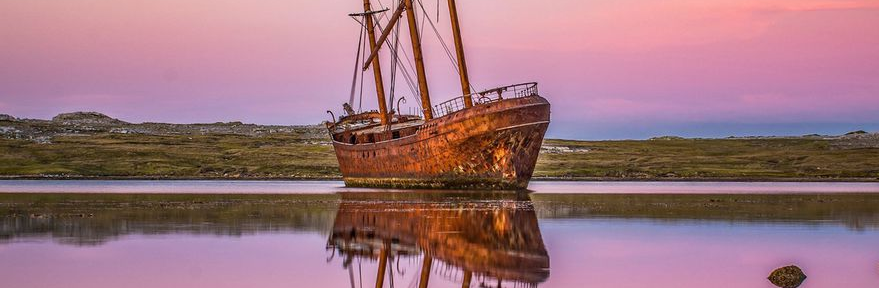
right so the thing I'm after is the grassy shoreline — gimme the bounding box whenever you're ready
[2,133,878,181]
[4,113,878,181]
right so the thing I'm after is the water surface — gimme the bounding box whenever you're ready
[2,180,878,194]
[1,181,878,288]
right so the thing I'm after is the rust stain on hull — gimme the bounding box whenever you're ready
[330,94,550,190]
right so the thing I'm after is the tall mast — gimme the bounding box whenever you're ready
[402,0,433,120]
[447,0,473,108]
[363,0,390,125]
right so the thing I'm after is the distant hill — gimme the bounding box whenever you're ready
[0,112,328,144]
[51,112,129,126]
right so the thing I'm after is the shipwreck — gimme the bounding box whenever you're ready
[327,0,551,189]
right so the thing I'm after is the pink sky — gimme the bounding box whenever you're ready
[1,0,878,139]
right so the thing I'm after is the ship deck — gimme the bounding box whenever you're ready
[349,118,424,136]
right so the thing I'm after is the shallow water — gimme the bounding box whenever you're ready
[2,180,879,194]
[1,181,878,288]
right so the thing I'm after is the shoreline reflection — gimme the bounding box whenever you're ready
[3,192,879,247]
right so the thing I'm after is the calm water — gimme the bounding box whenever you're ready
[1,181,879,288]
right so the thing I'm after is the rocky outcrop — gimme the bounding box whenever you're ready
[768,265,807,288]
[540,145,590,154]
[649,135,685,141]
[833,132,879,149]
[0,114,17,122]
[51,112,129,126]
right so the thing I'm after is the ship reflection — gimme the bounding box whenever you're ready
[327,192,550,288]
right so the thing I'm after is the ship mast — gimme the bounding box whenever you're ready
[358,0,433,120]
[362,0,391,126]
[402,0,434,120]
[446,0,473,107]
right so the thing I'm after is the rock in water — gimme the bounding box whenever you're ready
[768,265,807,288]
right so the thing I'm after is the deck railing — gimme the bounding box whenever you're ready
[432,82,539,118]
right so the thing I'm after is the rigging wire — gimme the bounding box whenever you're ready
[365,0,484,114]
[358,21,367,112]
[373,0,423,108]
[377,0,400,113]
[416,0,457,68]
[416,0,480,93]
[352,12,408,114]
[375,20,421,108]
[380,0,481,96]
[419,2,426,44]
[348,18,366,107]
[379,0,425,106]
[374,1,418,99]
[388,1,400,112]
[349,16,369,112]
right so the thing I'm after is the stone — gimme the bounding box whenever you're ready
[768,265,807,288]
[0,114,17,121]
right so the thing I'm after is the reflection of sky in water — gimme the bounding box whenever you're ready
[1,220,877,288]
[540,219,879,287]
[1,182,879,287]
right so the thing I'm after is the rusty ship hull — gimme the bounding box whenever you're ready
[331,93,550,190]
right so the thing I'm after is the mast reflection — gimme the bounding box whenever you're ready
[327,192,550,288]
